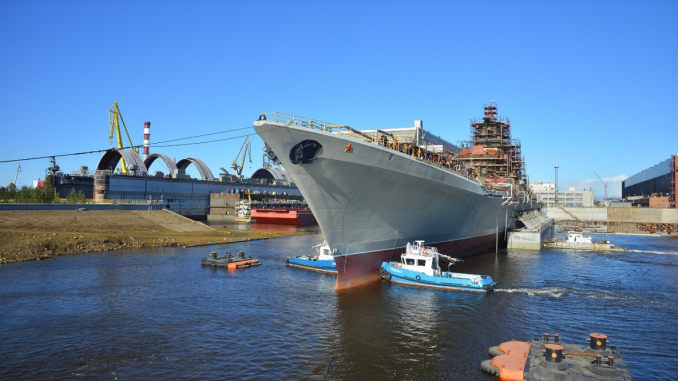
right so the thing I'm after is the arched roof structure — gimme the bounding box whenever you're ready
[176,157,214,181]
[97,149,148,176]
[251,167,291,184]
[144,153,178,177]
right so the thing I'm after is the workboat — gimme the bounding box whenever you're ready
[379,240,496,292]
[286,241,337,273]
[543,231,628,252]
[234,200,253,223]
[251,206,316,225]
[481,332,633,380]
[201,251,261,269]
[254,103,536,290]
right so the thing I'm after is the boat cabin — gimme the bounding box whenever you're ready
[566,231,593,244]
[315,240,335,261]
[399,240,440,277]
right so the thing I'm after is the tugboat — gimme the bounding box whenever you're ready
[480,332,633,380]
[544,231,628,252]
[201,251,261,270]
[286,241,337,273]
[379,240,496,292]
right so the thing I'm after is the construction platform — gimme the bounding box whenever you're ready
[481,333,632,380]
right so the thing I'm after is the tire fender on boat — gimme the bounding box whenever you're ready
[480,359,500,375]
[415,275,421,281]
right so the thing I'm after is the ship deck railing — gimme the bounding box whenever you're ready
[261,112,524,202]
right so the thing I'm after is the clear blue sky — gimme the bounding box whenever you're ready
[1,0,676,198]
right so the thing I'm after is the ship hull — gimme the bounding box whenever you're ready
[251,208,317,225]
[254,120,531,290]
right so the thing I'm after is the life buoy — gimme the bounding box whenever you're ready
[258,114,267,121]
[423,249,429,254]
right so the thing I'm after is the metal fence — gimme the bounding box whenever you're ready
[0,203,165,211]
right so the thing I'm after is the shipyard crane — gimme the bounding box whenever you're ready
[8,163,20,186]
[230,137,252,178]
[593,171,609,200]
[108,101,138,174]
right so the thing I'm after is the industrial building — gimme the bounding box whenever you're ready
[529,182,594,207]
[46,102,305,218]
[622,154,677,208]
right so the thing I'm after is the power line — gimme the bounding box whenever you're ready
[0,126,257,164]
[152,126,253,145]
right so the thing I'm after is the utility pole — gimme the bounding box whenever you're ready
[554,165,559,206]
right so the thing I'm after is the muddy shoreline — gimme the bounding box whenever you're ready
[0,210,304,264]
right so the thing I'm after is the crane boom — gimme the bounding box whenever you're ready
[230,137,251,178]
[593,171,609,200]
[108,101,138,174]
[9,163,20,186]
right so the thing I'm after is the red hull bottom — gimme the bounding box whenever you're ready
[334,232,505,290]
[251,210,316,226]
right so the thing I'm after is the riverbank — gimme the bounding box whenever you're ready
[0,210,305,264]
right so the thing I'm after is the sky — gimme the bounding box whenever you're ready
[1,0,676,199]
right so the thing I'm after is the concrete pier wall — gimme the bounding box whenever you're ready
[546,207,608,222]
[547,206,678,234]
[507,211,555,250]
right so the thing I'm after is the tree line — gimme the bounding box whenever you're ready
[0,178,86,203]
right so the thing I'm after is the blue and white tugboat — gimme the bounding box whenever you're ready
[380,240,496,292]
[286,241,337,273]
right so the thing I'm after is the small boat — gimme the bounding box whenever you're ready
[286,241,337,273]
[543,231,628,252]
[380,240,496,292]
[201,250,261,269]
[234,200,253,223]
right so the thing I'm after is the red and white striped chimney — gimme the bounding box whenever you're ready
[143,121,151,159]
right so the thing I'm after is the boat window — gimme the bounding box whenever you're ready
[417,259,426,266]
[322,249,330,255]
[406,258,415,265]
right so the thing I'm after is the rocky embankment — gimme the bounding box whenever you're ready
[0,210,303,264]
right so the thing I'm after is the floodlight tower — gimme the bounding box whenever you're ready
[554,165,559,206]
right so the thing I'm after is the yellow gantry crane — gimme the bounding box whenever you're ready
[108,101,138,174]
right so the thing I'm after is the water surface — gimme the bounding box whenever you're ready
[1,230,677,379]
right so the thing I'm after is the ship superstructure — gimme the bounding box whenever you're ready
[457,102,526,190]
[253,105,535,290]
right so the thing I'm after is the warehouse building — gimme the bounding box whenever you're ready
[622,155,677,209]
[529,182,594,207]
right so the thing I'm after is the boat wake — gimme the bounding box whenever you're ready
[495,287,643,301]
[626,249,678,256]
[494,287,569,298]
[614,256,678,267]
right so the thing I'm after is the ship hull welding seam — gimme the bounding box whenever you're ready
[254,108,535,290]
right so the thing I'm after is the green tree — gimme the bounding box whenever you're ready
[67,189,87,203]
[14,178,57,203]
[0,183,17,201]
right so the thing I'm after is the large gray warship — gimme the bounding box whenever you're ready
[254,104,536,290]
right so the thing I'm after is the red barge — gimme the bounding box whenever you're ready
[250,207,317,225]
